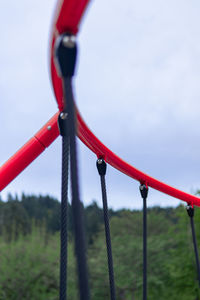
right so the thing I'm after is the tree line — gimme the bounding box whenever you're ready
[0,193,119,243]
[0,193,200,299]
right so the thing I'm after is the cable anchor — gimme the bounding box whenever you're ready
[186,203,194,218]
[140,183,149,200]
[96,158,107,176]
[58,112,68,137]
[55,33,77,78]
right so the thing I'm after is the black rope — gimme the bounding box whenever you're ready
[64,77,90,300]
[56,34,90,300]
[139,183,149,300]
[186,204,200,287]
[58,113,69,300]
[96,159,116,300]
[59,113,69,299]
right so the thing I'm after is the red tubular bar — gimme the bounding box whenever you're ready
[1,0,199,207]
[0,113,59,191]
[1,107,200,206]
[50,0,90,111]
[77,110,200,206]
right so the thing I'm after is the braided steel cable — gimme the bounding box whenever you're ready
[97,159,116,300]
[60,134,69,300]
[56,35,90,300]
[64,77,90,300]
[58,112,70,300]
[186,205,200,288]
[140,184,149,300]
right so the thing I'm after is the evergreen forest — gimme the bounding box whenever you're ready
[0,193,200,300]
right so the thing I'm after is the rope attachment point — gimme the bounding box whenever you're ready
[55,33,77,78]
[186,203,194,218]
[140,183,149,200]
[58,112,68,137]
[96,158,107,176]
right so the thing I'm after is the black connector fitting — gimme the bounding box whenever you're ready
[140,184,149,200]
[55,33,77,77]
[96,159,107,176]
[186,204,194,218]
[58,112,68,137]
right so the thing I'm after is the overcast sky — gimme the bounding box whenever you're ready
[0,0,200,209]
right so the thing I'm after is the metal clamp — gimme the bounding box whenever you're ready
[55,33,77,77]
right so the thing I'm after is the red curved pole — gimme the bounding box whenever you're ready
[50,0,90,111]
[1,107,200,206]
[50,0,200,206]
[0,113,59,191]
[1,0,199,207]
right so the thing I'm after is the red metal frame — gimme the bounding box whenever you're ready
[1,0,200,207]
[0,113,59,191]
